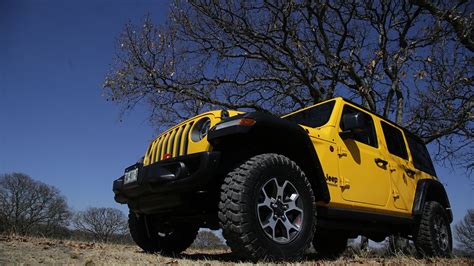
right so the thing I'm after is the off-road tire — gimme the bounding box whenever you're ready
[218,153,316,260]
[128,212,198,255]
[313,230,347,259]
[414,201,452,257]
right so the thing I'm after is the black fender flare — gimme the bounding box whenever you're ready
[412,179,453,222]
[208,112,330,203]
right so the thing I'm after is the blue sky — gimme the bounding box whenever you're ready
[0,0,170,213]
[0,0,472,228]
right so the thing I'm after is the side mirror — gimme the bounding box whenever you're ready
[339,112,366,139]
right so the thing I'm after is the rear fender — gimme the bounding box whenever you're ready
[412,179,453,222]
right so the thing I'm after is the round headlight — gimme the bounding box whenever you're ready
[221,110,229,118]
[191,117,211,142]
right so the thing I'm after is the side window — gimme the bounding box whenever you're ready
[406,133,437,176]
[340,105,378,148]
[381,121,408,160]
[284,100,335,128]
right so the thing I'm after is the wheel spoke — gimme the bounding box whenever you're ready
[285,195,303,214]
[257,188,272,209]
[262,216,278,239]
[282,216,300,237]
[262,216,277,229]
[276,180,290,199]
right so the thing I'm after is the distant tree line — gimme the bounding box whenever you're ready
[191,230,227,249]
[0,173,128,243]
[0,173,70,236]
[455,209,474,256]
[73,207,128,243]
[0,172,224,248]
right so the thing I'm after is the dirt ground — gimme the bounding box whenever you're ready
[1,235,472,265]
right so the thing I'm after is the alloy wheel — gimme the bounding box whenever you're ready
[256,178,304,244]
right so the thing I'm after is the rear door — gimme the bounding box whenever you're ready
[380,121,416,211]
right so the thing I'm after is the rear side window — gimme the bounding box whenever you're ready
[381,121,408,160]
[406,134,437,176]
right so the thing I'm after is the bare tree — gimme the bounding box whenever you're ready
[73,207,128,243]
[455,209,474,255]
[191,230,226,249]
[104,0,473,172]
[406,42,473,173]
[410,0,474,52]
[0,173,71,235]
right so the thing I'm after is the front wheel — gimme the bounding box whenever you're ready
[414,201,452,257]
[218,153,316,260]
[128,212,198,255]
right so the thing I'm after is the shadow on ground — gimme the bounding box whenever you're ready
[161,250,333,263]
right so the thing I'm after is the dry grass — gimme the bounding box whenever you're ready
[1,235,472,265]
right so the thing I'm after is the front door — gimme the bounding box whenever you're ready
[337,105,391,207]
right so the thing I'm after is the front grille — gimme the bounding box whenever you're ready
[146,121,195,164]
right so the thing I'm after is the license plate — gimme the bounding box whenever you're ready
[124,168,138,184]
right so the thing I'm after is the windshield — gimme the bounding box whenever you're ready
[283,100,335,128]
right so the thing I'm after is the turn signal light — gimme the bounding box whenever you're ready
[239,118,256,126]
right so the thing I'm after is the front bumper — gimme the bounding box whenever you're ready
[113,151,220,209]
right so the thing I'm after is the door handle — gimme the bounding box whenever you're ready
[405,168,416,177]
[374,158,388,167]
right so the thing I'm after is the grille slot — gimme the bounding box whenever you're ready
[155,136,164,163]
[168,128,178,158]
[162,133,170,159]
[149,140,158,164]
[144,140,153,165]
[182,121,194,156]
[175,125,185,157]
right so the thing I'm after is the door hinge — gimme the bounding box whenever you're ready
[340,176,350,188]
[392,190,400,199]
[337,146,348,157]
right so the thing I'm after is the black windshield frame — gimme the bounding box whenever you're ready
[283,100,335,128]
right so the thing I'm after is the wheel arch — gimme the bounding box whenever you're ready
[412,179,452,222]
[208,112,330,203]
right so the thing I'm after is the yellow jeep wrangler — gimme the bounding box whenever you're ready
[113,97,452,259]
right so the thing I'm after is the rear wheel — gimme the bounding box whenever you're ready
[313,230,347,259]
[218,153,316,260]
[414,201,452,257]
[128,212,198,255]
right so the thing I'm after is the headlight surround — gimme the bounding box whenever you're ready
[191,117,212,142]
